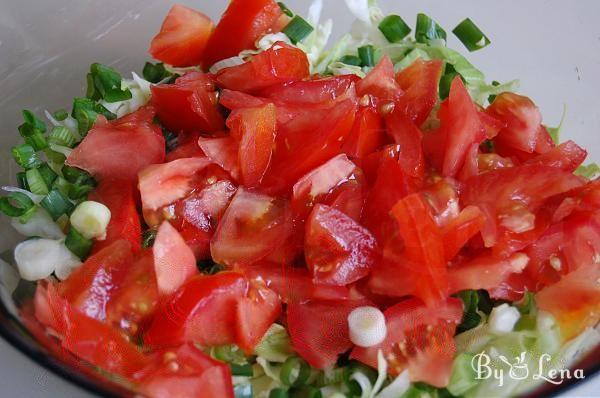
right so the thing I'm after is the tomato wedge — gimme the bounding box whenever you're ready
[356,55,402,103]
[305,204,378,286]
[137,344,234,398]
[66,106,165,182]
[395,58,443,126]
[288,299,368,369]
[211,188,293,266]
[342,106,385,160]
[214,42,309,93]
[259,75,359,104]
[197,136,241,181]
[385,110,425,179]
[153,221,198,297]
[525,140,587,172]
[351,298,463,387]
[151,72,225,134]
[203,0,282,67]
[149,5,213,67]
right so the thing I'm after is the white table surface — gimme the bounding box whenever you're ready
[0,0,598,397]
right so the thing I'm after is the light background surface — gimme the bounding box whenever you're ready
[0,0,598,396]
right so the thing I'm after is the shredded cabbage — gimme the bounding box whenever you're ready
[254,324,294,363]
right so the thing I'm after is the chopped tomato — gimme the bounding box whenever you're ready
[203,0,282,67]
[356,55,402,103]
[390,193,449,306]
[211,188,293,266]
[395,58,443,126]
[385,110,425,179]
[165,132,205,162]
[153,221,198,297]
[288,299,368,369]
[305,204,378,286]
[145,272,247,347]
[342,106,385,159]
[149,5,213,67]
[139,157,213,211]
[421,177,460,228]
[66,106,165,182]
[214,42,309,93]
[106,250,158,335]
[197,136,241,181]
[89,178,141,253]
[151,72,225,134]
[137,344,234,398]
[525,140,587,172]
[227,103,277,187]
[487,92,544,155]
[440,77,485,177]
[351,298,463,387]
[58,240,134,321]
[259,75,359,104]
[441,205,486,260]
[536,263,600,341]
[462,164,584,247]
[241,262,350,303]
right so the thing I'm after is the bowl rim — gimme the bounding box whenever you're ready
[0,294,598,398]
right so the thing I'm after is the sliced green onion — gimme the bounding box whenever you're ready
[25,169,49,196]
[289,387,322,398]
[22,110,47,133]
[25,132,48,151]
[44,149,67,164]
[0,192,35,218]
[62,166,91,184]
[281,357,311,387]
[53,109,69,121]
[358,45,376,67]
[72,98,116,136]
[269,389,289,398]
[278,2,294,18]
[88,63,132,103]
[16,172,29,190]
[49,126,77,147]
[455,290,482,333]
[339,55,362,66]
[40,189,74,220]
[282,16,314,44]
[230,363,253,377]
[12,144,42,169]
[65,226,93,259]
[52,177,71,198]
[142,62,173,84]
[415,13,447,44]
[38,163,58,187]
[142,228,158,248]
[452,18,491,52]
[378,15,411,43]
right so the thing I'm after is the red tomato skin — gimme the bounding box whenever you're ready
[487,92,543,154]
[241,262,351,304]
[165,131,205,162]
[305,204,379,286]
[58,240,134,321]
[66,106,165,182]
[441,205,486,260]
[153,221,198,297]
[211,188,293,266]
[198,136,241,181]
[89,178,141,254]
[227,103,277,187]
[259,75,360,104]
[525,140,587,172]
[144,273,248,348]
[390,194,449,306]
[137,344,234,398]
[385,110,425,179]
[440,77,485,177]
[395,58,443,126]
[214,42,309,93]
[351,298,463,387]
[356,55,402,102]
[447,253,527,294]
[151,72,225,134]
[203,0,282,67]
[287,299,368,369]
[149,5,214,67]
[342,106,385,159]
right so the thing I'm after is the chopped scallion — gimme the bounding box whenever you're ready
[65,227,93,259]
[229,363,253,377]
[24,132,48,151]
[339,55,362,66]
[452,18,491,52]
[16,172,29,190]
[44,149,67,164]
[415,13,447,44]
[269,389,289,398]
[38,163,58,187]
[22,110,46,133]
[358,45,376,67]
[0,192,35,218]
[281,357,311,387]
[278,2,294,17]
[40,189,74,220]
[12,144,42,169]
[25,168,49,196]
[53,109,69,121]
[88,63,132,103]
[72,98,116,136]
[378,15,411,43]
[289,387,322,398]
[282,16,314,44]
[142,62,173,84]
[142,228,158,248]
[49,126,77,148]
